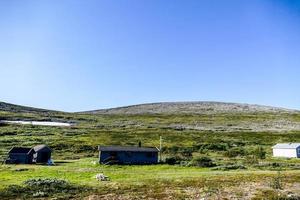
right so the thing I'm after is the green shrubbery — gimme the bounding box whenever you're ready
[188,156,216,167]
[270,171,284,190]
[195,143,230,152]
[252,146,266,159]
[0,178,88,199]
[213,164,246,171]
[165,156,182,165]
[225,147,245,157]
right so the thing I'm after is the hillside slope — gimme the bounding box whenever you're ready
[84,101,298,115]
[0,101,59,113]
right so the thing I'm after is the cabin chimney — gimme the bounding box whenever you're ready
[138,141,141,147]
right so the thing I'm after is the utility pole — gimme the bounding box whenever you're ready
[159,136,162,162]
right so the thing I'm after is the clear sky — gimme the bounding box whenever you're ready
[0,0,299,112]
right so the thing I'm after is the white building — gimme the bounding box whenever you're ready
[272,143,300,158]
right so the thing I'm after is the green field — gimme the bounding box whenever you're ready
[1,109,300,199]
[1,158,300,199]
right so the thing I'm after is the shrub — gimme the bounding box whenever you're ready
[0,178,87,199]
[24,178,77,196]
[224,147,245,158]
[270,171,284,190]
[252,146,266,159]
[165,146,193,157]
[0,185,25,197]
[179,147,193,158]
[165,156,183,165]
[245,155,259,165]
[194,143,229,152]
[188,156,215,167]
[165,146,179,154]
[24,178,68,187]
[213,164,246,171]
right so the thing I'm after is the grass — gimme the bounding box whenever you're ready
[1,110,300,198]
[1,158,300,199]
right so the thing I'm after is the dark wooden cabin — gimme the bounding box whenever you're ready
[98,146,159,165]
[5,144,52,164]
[6,147,34,164]
[33,145,52,163]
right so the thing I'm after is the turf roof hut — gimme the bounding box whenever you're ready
[33,145,52,163]
[98,145,159,165]
[6,147,34,164]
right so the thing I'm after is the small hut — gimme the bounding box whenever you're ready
[98,145,159,165]
[6,147,34,164]
[33,145,52,163]
[5,144,52,164]
[272,143,300,158]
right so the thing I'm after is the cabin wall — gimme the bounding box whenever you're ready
[9,153,33,164]
[100,151,158,164]
[273,148,297,158]
[33,151,51,163]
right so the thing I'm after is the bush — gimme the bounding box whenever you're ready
[270,171,284,190]
[224,147,245,158]
[245,155,259,165]
[165,146,193,158]
[188,156,215,167]
[165,156,183,165]
[0,185,25,197]
[24,178,69,188]
[0,178,87,199]
[213,164,246,171]
[252,146,266,159]
[194,143,230,152]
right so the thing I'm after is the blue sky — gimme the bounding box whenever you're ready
[0,0,299,111]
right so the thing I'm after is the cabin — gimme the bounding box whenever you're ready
[5,144,52,164]
[33,145,52,163]
[98,145,159,165]
[6,147,34,164]
[272,143,300,158]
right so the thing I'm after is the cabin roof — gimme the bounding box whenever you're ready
[8,147,33,154]
[272,143,300,149]
[33,145,51,152]
[98,146,159,152]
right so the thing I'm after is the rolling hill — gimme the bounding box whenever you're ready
[83,101,298,115]
[1,100,298,115]
[0,101,59,114]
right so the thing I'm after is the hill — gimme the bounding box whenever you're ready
[0,101,59,114]
[83,101,298,115]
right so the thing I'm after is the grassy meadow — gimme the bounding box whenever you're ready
[1,110,300,199]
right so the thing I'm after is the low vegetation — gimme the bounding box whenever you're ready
[1,102,300,199]
[0,178,88,199]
